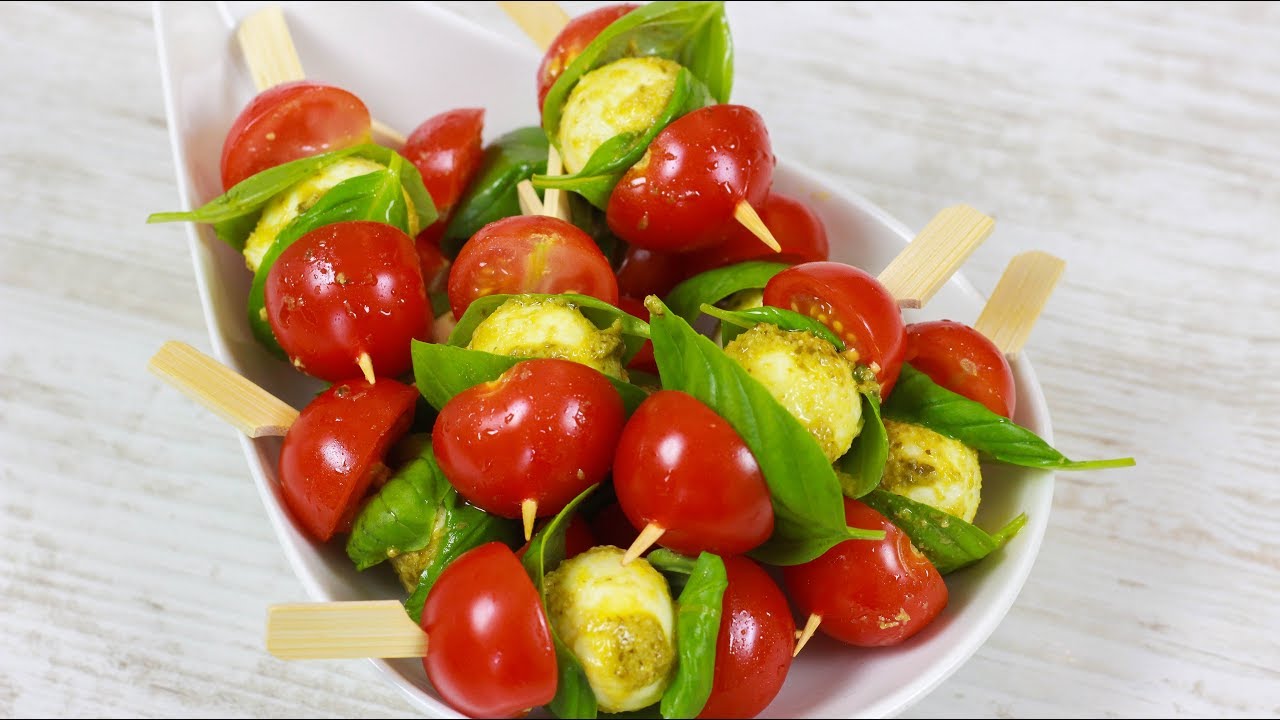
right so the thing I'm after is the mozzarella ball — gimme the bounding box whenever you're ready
[242,157,420,272]
[724,324,863,462]
[544,546,677,713]
[558,57,682,174]
[881,419,983,522]
[467,296,627,379]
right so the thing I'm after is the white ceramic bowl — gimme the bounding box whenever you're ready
[152,2,1055,717]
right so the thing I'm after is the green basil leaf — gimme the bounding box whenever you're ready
[861,489,1027,574]
[402,498,522,624]
[448,292,651,362]
[442,126,549,256]
[523,486,599,720]
[698,303,844,350]
[660,552,726,720]
[646,299,883,566]
[246,155,411,357]
[837,392,888,499]
[542,1,734,141]
[409,341,648,415]
[883,365,1137,471]
[533,68,713,209]
[646,548,698,595]
[345,438,445,571]
[665,261,790,325]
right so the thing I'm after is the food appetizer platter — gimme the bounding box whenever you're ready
[149,2,1132,717]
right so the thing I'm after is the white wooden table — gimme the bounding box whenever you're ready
[2,1,1277,716]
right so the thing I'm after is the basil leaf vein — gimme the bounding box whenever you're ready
[861,489,1027,574]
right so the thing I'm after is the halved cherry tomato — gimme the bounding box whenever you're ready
[433,359,625,522]
[220,81,371,190]
[782,498,947,647]
[607,104,774,253]
[616,296,657,375]
[447,215,619,318]
[278,379,418,542]
[687,192,829,274]
[265,221,429,382]
[536,4,639,110]
[698,556,795,720]
[906,320,1016,418]
[422,542,557,718]
[763,261,906,394]
[402,108,485,220]
[613,391,773,556]
[589,501,641,552]
[615,246,690,299]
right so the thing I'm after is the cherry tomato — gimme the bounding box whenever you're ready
[616,296,657,375]
[447,215,619,318]
[687,192,829,274]
[589,501,641,551]
[607,105,774,253]
[265,221,429,382]
[536,4,639,110]
[906,320,1016,418]
[763,261,906,394]
[613,391,773,556]
[698,556,795,720]
[433,359,625,522]
[220,81,371,191]
[402,108,485,219]
[422,542,557,718]
[518,514,596,560]
[782,498,947,647]
[615,246,689,299]
[415,223,451,293]
[279,379,417,542]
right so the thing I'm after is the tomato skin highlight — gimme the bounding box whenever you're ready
[432,359,625,521]
[613,391,773,556]
[402,108,485,220]
[763,261,906,394]
[422,542,558,718]
[906,320,1017,418]
[782,498,948,647]
[687,192,830,274]
[698,556,795,720]
[220,81,372,190]
[265,221,429,382]
[536,4,640,110]
[607,105,775,253]
[278,379,418,542]
[446,215,619,319]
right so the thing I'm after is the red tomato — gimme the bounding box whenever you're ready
[432,359,625,521]
[613,391,773,556]
[278,379,417,541]
[906,320,1016,418]
[616,296,657,375]
[608,105,775,253]
[518,514,596,560]
[265,221,429,382]
[402,108,485,219]
[615,246,689,299]
[782,498,947,647]
[589,501,641,551]
[422,542,557,718]
[763,262,907,394]
[220,81,371,191]
[415,223,451,293]
[698,556,795,720]
[447,215,619,318]
[687,192,830,274]
[536,4,639,110]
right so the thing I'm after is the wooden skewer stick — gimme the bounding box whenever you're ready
[497,1,571,50]
[236,6,407,147]
[734,200,783,253]
[267,601,428,660]
[973,251,1066,358]
[356,351,377,385]
[522,499,538,542]
[516,179,545,216]
[148,341,298,438]
[622,524,666,565]
[878,205,996,309]
[793,612,821,657]
[542,146,572,222]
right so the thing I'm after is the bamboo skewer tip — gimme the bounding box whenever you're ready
[793,613,822,657]
[733,201,783,253]
[522,499,538,541]
[622,524,665,565]
[356,352,376,385]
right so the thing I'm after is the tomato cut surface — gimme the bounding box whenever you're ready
[402,108,485,219]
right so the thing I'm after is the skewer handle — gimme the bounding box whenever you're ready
[878,205,996,309]
[267,601,428,659]
[498,1,571,50]
[973,251,1066,357]
[148,341,297,438]
[237,6,306,90]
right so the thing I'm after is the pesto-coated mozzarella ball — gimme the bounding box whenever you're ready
[466,296,628,379]
[881,419,983,522]
[242,157,421,272]
[558,57,682,174]
[724,323,863,462]
[544,546,677,713]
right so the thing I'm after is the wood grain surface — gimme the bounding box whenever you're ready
[2,1,1277,717]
